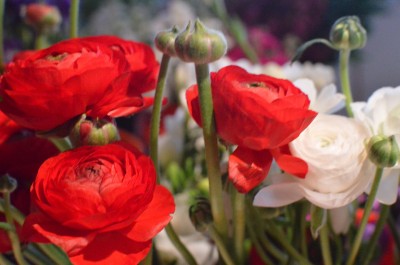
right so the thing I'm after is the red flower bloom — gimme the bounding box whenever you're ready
[22,143,174,264]
[186,65,317,192]
[0,36,159,131]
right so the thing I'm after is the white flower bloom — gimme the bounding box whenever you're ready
[254,114,373,209]
[352,87,400,205]
[293,78,345,114]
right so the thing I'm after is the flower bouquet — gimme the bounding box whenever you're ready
[0,1,399,265]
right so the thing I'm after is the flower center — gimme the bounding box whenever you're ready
[247,82,267,88]
[45,53,68,61]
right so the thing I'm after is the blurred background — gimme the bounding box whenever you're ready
[4,0,400,100]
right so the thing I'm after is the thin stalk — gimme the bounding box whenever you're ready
[0,254,12,265]
[265,220,312,265]
[3,192,28,265]
[360,204,390,265]
[346,167,384,265]
[34,33,48,49]
[149,54,170,183]
[209,225,236,265]
[388,213,400,255]
[300,202,309,258]
[0,199,25,225]
[232,188,246,264]
[0,0,5,72]
[339,49,354,117]
[49,137,72,152]
[69,0,80,38]
[165,224,198,265]
[246,218,275,265]
[194,63,228,240]
[320,224,333,265]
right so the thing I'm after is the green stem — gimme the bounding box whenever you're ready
[346,166,384,265]
[265,221,312,265]
[300,203,309,259]
[3,192,29,265]
[360,204,390,265]
[333,234,343,265]
[209,225,236,265]
[320,224,333,265]
[0,254,13,265]
[0,0,4,72]
[35,244,72,265]
[149,54,171,183]
[232,188,246,264]
[49,137,72,152]
[34,33,48,49]
[165,224,198,265]
[339,49,354,117]
[69,0,80,38]
[0,199,25,225]
[246,217,275,265]
[388,213,400,255]
[194,63,228,240]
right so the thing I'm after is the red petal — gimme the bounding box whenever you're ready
[123,185,175,242]
[185,85,202,126]
[229,146,273,193]
[270,145,308,178]
[21,213,95,256]
[70,232,151,265]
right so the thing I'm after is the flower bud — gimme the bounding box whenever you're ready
[70,116,120,147]
[155,26,179,57]
[22,3,62,34]
[175,19,227,64]
[189,197,213,232]
[0,174,17,194]
[367,135,399,168]
[329,16,367,50]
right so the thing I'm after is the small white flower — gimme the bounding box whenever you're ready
[254,114,373,209]
[352,86,400,205]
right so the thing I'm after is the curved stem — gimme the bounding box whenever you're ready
[339,49,354,117]
[194,63,228,241]
[300,202,309,258]
[149,55,170,183]
[3,192,28,265]
[165,224,198,265]
[0,199,25,225]
[69,0,80,38]
[360,204,390,265]
[209,225,236,265]
[320,224,333,265]
[346,166,384,265]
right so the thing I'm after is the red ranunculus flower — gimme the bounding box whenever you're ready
[0,36,159,131]
[21,143,174,264]
[186,65,317,192]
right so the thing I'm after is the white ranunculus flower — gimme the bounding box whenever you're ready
[293,78,345,114]
[352,87,400,205]
[254,114,373,209]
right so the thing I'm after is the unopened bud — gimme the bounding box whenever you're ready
[189,197,213,232]
[329,16,367,50]
[22,3,62,34]
[155,26,179,57]
[70,116,120,147]
[0,174,17,194]
[367,135,399,168]
[175,19,227,64]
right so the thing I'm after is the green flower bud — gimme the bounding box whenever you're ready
[70,116,120,147]
[367,135,399,168]
[155,26,180,57]
[0,174,17,194]
[175,19,227,64]
[329,16,367,50]
[189,197,213,232]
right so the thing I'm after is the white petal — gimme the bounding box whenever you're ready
[374,169,400,205]
[329,206,352,234]
[253,182,304,208]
